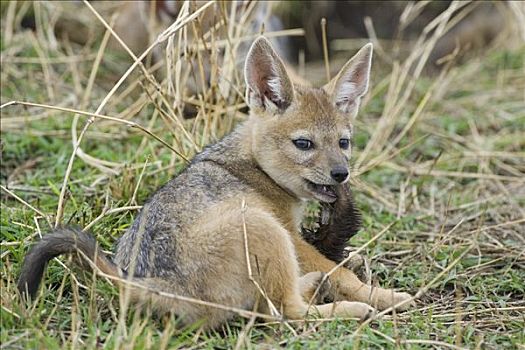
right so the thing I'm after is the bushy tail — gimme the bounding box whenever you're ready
[17,227,123,299]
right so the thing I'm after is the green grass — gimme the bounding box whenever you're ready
[2,2,525,349]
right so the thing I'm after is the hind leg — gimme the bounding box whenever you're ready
[212,204,374,320]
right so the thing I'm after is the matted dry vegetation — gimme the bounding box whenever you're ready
[1,1,524,349]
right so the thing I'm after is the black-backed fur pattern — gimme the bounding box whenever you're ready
[302,183,362,263]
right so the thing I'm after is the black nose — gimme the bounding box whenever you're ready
[330,166,349,183]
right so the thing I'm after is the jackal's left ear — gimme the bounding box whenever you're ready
[244,36,294,113]
[324,43,373,116]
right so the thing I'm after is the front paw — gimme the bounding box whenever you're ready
[376,291,415,311]
[391,291,415,311]
[336,301,376,320]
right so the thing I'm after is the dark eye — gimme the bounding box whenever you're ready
[339,138,350,150]
[293,139,313,150]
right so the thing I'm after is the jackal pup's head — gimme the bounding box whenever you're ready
[245,37,372,203]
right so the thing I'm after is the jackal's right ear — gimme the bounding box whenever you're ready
[324,43,373,117]
[244,36,294,113]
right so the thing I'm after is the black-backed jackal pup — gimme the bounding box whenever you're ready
[18,37,414,329]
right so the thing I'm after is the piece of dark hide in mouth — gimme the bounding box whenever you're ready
[302,183,362,263]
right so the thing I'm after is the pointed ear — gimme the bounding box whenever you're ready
[323,43,373,115]
[244,36,294,113]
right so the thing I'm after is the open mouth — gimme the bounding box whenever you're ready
[305,179,338,203]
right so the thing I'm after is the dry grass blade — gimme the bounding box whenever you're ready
[240,200,280,318]
[1,185,52,227]
[356,0,470,168]
[354,244,475,333]
[0,101,188,161]
[49,1,213,227]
